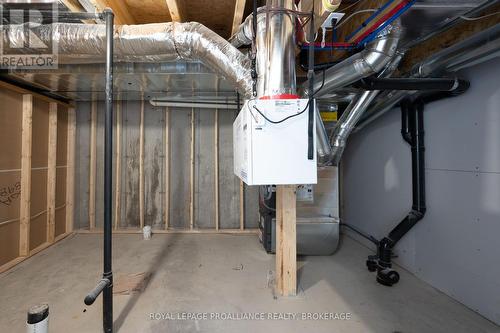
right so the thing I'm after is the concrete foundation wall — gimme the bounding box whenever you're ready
[342,58,500,325]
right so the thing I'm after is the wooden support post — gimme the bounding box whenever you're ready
[214,109,219,230]
[19,94,33,256]
[46,103,58,243]
[139,99,145,229]
[239,181,244,230]
[189,108,195,230]
[66,107,76,233]
[114,101,121,230]
[275,185,297,296]
[164,107,170,229]
[89,100,97,229]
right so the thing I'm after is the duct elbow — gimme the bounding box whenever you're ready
[359,24,402,74]
[303,21,401,97]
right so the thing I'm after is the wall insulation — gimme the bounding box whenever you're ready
[74,100,259,232]
[0,84,74,272]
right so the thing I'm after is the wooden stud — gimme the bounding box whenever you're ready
[60,0,84,12]
[231,0,247,36]
[46,103,58,243]
[214,108,219,230]
[300,0,332,35]
[89,100,97,230]
[114,101,122,230]
[76,228,259,235]
[0,81,72,108]
[275,185,297,296]
[240,181,244,230]
[86,0,136,25]
[19,94,33,257]
[1,232,72,274]
[65,108,76,233]
[106,0,136,24]
[165,0,183,22]
[139,99,145,229]
[189,108,195,230]
[164,107,170,229]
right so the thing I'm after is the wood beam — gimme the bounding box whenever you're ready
[139,99,145,229]
[107,0,136,24]
[60,0,85,12]
[300,0,333,34]
[19,94,33,257]
[77,228,259,235]
[164,108,170,229]
[165,0,184,22]
[114,101,122,230]
[275,185,297,296]
[89,100,97,230]
[46,103,58,243]
[0,81,71,108]
[66,107,76,233]
[239,181,244,230]
[189,108,195,230]
[231,0,247,36]
[214,109,219,230]
[86,0,136,25]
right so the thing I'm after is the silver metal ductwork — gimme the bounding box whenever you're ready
[302,23,401,97]
[260,0,297,98]
[313,23,402,165]
[229,1,296,98]
[1,22,253,97]
[329,90,380,165]
[228,10,262,48]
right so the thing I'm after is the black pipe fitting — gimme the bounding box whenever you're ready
[354,77,469,92]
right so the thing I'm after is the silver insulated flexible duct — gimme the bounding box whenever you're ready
[1,22,253,97]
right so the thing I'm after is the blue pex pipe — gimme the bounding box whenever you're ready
[345,0,397,41]
[358,0,416,46]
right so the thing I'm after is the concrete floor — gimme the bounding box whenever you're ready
[0,233,498,333]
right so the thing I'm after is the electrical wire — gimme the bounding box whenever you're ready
[251,100,312,124]
[249,69,326,124]
[459,11,500,21]
[340,0,365,13]
[335,9,378,30]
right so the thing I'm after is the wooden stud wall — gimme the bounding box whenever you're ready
[76,100,259,234]
[0,84,74,274]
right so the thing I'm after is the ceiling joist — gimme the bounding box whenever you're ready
[300,0,332,34]
[231,0,247,36]
[165,0,184,22]
[83,0,136,25]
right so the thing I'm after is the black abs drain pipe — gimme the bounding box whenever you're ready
[364,80,470,286]
[359,74,470,286]
[366,98,426,286]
